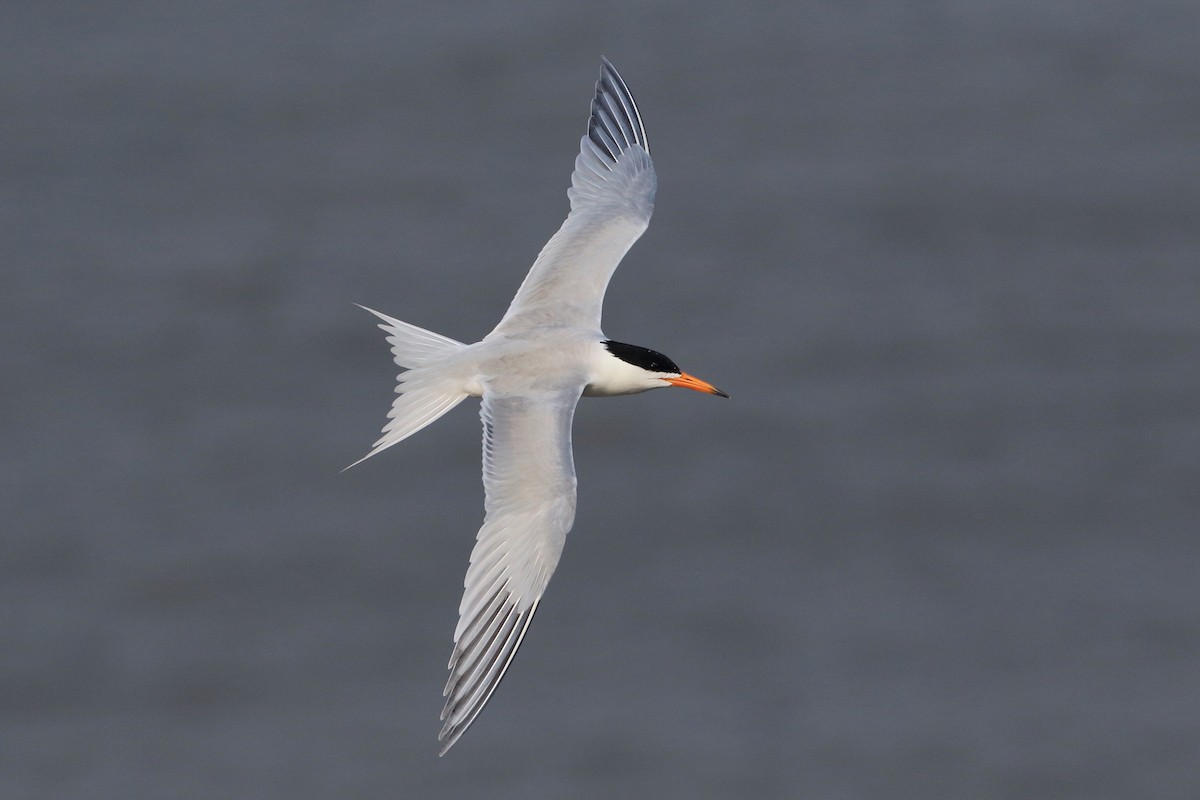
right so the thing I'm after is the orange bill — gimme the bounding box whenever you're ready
[665,372,728,398]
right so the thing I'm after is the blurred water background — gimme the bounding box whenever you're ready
[4,2,1199,797]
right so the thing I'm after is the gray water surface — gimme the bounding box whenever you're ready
[4,2,1199,798]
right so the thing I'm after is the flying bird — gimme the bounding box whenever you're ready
[353,57,726,754]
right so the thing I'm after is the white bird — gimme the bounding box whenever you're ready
[353,57,726,755]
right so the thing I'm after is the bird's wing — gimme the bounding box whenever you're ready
[490,57,656,336]
[438,388,581,753]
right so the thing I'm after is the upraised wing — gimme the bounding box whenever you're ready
[490,57,656,336]
[438,389,580,754]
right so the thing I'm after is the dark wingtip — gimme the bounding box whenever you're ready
[587,56,648,158]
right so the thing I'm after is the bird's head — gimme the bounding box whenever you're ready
[588,340,728,398]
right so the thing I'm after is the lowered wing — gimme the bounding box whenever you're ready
[438,388,580,753]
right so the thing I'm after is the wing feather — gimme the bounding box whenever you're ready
[438,390,579,754]
[490,58,656,335]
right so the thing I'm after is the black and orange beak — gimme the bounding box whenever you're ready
[665,372,729,398]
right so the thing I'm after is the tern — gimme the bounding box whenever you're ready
[353,57,726,754]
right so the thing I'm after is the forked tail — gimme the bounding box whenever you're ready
[355,304,466,369]
[347,306,469,469]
